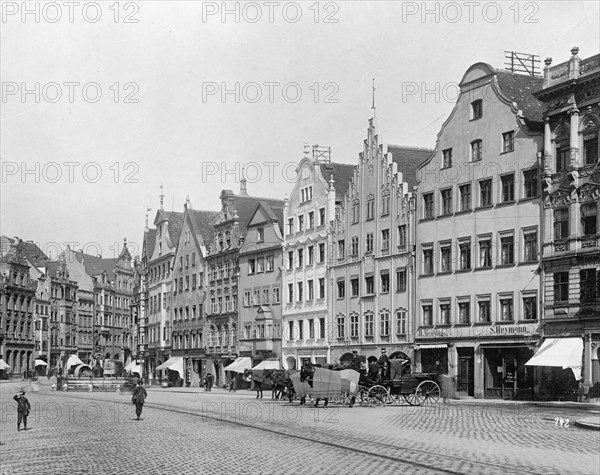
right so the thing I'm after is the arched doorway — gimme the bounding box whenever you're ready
[286,356,297,370]
[339,352,354,365]
[389,351,410,361]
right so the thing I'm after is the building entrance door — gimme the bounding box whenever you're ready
[457,347,474,397]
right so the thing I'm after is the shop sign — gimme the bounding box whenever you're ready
[313,350,328,357]
[298,350,312,356]
[417,323,539,340]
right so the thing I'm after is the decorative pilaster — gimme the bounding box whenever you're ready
[542,118,553,193]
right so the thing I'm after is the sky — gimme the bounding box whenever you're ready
[1,0,599,260]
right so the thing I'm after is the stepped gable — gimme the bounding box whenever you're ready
[189,209,219,245]
[388,146,434,190]
[319,162,356,201]
[495,69,545,124]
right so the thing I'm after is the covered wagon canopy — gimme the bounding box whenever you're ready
[156,356,184,379]
[291,367,360,399]
[224,357,252,373]
[525,337,583,379]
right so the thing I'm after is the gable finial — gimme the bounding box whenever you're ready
[159,185,164,210]
[371,78,376,117]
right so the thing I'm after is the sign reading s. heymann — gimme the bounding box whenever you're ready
[416,323,539,339]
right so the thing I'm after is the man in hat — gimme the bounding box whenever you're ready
[131,381,148,421]
[13,390,31,431]
[378,348,390,380]
[349,350,362,372]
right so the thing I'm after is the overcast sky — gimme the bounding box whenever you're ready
[1,1,599,260]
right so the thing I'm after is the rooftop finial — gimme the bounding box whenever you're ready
[145,207,151,229]
[371,78,376,117]
[159,185,164,210]
[240,167,248,196]
[185,194,191,209]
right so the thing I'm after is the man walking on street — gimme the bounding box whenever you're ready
[13,390,31,431]
[131,381,148,421]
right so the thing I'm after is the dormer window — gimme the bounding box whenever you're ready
[471,100,482,120]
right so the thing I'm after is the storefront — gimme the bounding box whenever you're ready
[482,345,535,400]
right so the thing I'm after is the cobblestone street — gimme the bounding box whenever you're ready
[0,382,598,475]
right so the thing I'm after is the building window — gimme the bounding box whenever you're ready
[501,174,515,202]
[263,289,269,305]
[266,254,274,272]
[442,148,452,168]
[287,251,294,270]
[380,272,390,293]
[554,208,569,240]
[319,207,326,226]
[273,287,280,304]
[308,279,314,300]
[253,290,260,306]
[479,179,492,207]
[499,297,513,321]
[381,193,390,216]
[397,225,407,249]
[440,302,451,325]
[308,211,315,229]
[471,100,482,120]
[478,238,492,268]
[365,276,374,294]
[351,278,359,297]
[319,243,325,263]
[248,259,256,275]
[257,257,265,273]
[440,245,451,273]
[423,193,434,219]
[423,248,434,275]
[318,278,325,299]
[471,140,483,161]
[381,229,390,251]
[554,272,569,302]
[336,316,345,339]
[478,299,491,323]
[523,296,537,320]
[500,235,514,265]
[396,310,407,335]
[297,249,304,267]
[523,231,538,262]
[396,268,407,292]
[301,186,313,203]
[297,282,303,302]
[459,241,471,270]
[351,237,359,256]
[556,144,569,172]
[337,280,345,299]
[458,301,470,324]
[287,283,293,303]
[365,314,374,337]
[298,321,303,340]
[287,218,294,235]
[298,215,304,232]
[366,233,373,253]
[308,319,314,339]
[459,184,471,211]
[441,188,453,215]
[580,269,597,302]
[523,169,538,199]
[350,314,359,337]
[380,312,390,336]
[352,200,359,223]
[422,304,433,326]
[307,246,314,265]
[502,131,514,153]
[581,203,597,236]
[338,240,345,259]
[583,134,598,165]
[257,228,264,242]
[366,196,375,220]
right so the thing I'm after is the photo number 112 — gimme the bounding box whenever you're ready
[554,417,570,428]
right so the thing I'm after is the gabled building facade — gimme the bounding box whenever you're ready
[205,181,284,386]
[534,47,600,399]
[171,200,218,385]
[282,148,355,369]
[238,201,284,366]
[331,119,431,367]
[416,62,545,399]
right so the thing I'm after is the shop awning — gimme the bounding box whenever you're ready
[66,355,84,367]
[34,359,48,366]
[417,344,448,349]
[252,359,280,370]
[224,357,252,373]
[0,359,9,370]
[125,360,142,374]
[156,356,184,378]
[525,338,583,379]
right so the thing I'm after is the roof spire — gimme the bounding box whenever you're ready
[159,185,164,210]
[145,207,151,229]
[240,167,248,196]
[371,78,376,117]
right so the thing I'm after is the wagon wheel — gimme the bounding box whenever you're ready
[403,392,418,406]
[368,385,389,406]
[415,380,440,406]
